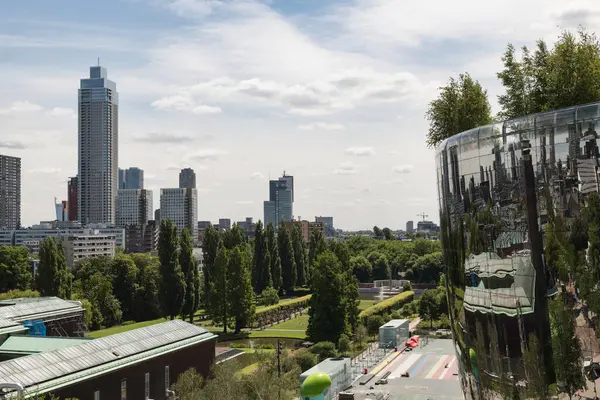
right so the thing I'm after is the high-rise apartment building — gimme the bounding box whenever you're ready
[118,167,144,189]
[78,65,118,225]
[116,189,153,227]
[0,155,21,229]
[179,168,196,189]
[67,177,78,221]
[315,216,335,237]
[405,220,414,233]
[160,188,198,240]
[264,172,294,228]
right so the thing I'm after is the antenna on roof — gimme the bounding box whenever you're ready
[97,57,100,66]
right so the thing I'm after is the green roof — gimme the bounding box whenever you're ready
[0,335,91,355]
[300,372,332,396]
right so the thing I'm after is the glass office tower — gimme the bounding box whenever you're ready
[435,103,600,399]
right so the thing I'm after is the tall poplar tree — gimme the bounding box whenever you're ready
[292,224,307,287]
[202,224,220,307]
[253,221,272,293]
[308,229,327,270]
[228,245,255,333]
[179,228,196,323]
[278,222,296,294]
[158,219,185,320]
[266,223,282,291]
[36,236,72,299]
[209,244,230,333]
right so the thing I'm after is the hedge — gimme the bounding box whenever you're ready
[253,295,311,328]
[358,291,414,324]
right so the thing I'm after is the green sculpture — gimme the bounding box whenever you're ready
[300,372,332,400]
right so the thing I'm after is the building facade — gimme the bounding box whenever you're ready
[118,167,144,189]
[160,188,198,239]
[218,218,231,230]
[284,220,324,243]
[264,173,294,228]
[78,65,118,225]
[315,216,334,237]
[179,167,196,189]
[62,233,116,266]
[125,220,158,254]
[67,176,78,222]
[435,102,600,398]
[0,154,21,230]
[116,189,153,227]
[405,220,414,233]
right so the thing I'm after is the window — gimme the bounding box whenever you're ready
[165,365,170,390]
[121,379,127,400]
[94,390,100,400]
[145,372,150,399]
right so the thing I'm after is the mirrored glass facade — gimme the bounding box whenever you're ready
[436,103,600,398]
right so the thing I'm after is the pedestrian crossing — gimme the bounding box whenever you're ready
[378,352,459,380]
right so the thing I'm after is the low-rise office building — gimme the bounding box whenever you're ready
[124,221,159,254]
[0,320,216,400]
[62,233,116,267]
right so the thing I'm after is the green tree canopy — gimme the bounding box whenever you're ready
[292,224,307,287]
[350,255,372,283]
[36,237,71,299]
[425,72,492,148]
[368,252,390,281]
[110,254,138,321]
[266,223,282,291]
[252,220,272,293]
[308,228,327,270]
[158,219,185,320]
[179,228,197,323]
[228,245,255,333]
[209,244,230,332]
[278,223,296,294]
[0,245,32,292]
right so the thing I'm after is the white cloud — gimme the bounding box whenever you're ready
[192,105,222,114]
[393,165,414,173]
[151,93,221,114]
[388,150,401,156]
[333,161,359,175]
[251,172,264,180]
[188,148,229,161]
[28,167,61,175]
[0,141,26,149]
[46,107,75,117]
[298,122,346,131]
[0,101,42,115]
[345,146,375,156]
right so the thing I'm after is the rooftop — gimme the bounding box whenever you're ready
[0,320,215,397]
[0,336,91,356]
[379,319,409,329]
[0,297,84,335]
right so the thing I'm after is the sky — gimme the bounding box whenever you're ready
[1,0,599,230]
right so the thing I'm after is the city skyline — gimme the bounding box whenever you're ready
[5,1,592,229]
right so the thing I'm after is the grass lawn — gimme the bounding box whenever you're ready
[88,317,168,338]
[240,362,260,375]
[249,313,308,339]
[358,299,378,311]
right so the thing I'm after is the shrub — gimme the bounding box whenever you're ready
[0,289,40,301]
[402,281,412,292]
[253,295,311,328]
[367,315,385,336]
[338,334,351,354]
[293,348,317,372]
[230,343,250,349]
[309,341,338,361]
[258,343,274,350]
[358,291,414,325]
[260,287,279,306]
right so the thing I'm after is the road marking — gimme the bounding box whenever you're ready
[439,356,456,379]
[426,355,449,379]
[390,353,421,378]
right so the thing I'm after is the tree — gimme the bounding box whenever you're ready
[419,289,440,328]
[209,245,230,332]
[550,298,585,399]
[292,224,307,287]
[368,252,390,281]
[425,72,492,148]
[171,368,204,400]
[260,286,279,306]
[131,254,161,321]
[382,227,394,241]
[179,228,196,323]
[498,29,600,118]
[110,254,138,321]
[307,251,347,343]
[355,324,368,346]
[278,222,296,294]
[223,224,245,250]
[85,272,122,328]
[373,226,383,239]
[367,315,385,336]
[36,237,71,299]
[228,245,255,333]
[308,229,327,269]
[523,333,550,399]
[252,221,272,293]
[0,245,32,291]
[266,223,282,291]
[350,255,372,283]
[158,219,185,320]
[309,341,338,362]
[293,348,317,372]
[202,223,220,306]
[338,334,351,355]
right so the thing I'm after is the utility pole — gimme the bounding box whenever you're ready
[277,340,282,400]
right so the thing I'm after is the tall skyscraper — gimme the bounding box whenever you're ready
[118,167,144,189]
[160,188,198,240]
[0,154,21,229]
[179,168,196,189]
[116,189,153,227]
[67,177,78,222]
[405,220,414,233]
[78,65,119,225]
[263,172,293,228]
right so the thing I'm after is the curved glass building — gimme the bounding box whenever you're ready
[435,103,600,398]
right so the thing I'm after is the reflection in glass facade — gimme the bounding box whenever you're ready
[436,103,600,398]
